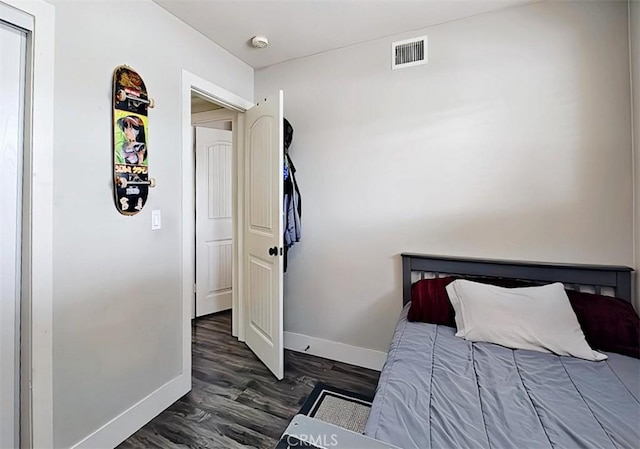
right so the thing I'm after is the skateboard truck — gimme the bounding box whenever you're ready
[117,177,156,188]
[117,89,155,108]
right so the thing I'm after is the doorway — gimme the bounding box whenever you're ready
[0,11,28,449]
[191,93,236,323]
[181,70,285,382]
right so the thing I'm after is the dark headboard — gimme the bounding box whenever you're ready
[402,253,633,306]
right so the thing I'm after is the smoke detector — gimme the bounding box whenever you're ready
[251,35,269,49]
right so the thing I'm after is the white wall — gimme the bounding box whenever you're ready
[256,1,633,355]
[631,0,640,312]
[50,1,252,447]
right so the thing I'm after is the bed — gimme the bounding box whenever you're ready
[364,254,639,449]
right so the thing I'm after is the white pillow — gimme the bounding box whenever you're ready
[445,280,606,361]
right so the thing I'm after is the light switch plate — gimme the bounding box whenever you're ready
[151,210,161,230]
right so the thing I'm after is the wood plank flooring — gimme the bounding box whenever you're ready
[118,312,381,449]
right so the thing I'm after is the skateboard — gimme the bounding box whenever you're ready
[112,65,155,216]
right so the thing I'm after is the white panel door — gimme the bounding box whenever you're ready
[0,20,26,449]
[243,92,284,380]
[195,127,233,317]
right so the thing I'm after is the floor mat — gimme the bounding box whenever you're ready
[298,382,373,434]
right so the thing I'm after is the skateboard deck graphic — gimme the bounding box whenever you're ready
[112,65,154,216]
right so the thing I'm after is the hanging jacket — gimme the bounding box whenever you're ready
[282,118,301,273]
[284,152,301,248]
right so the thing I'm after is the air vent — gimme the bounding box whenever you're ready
[392,36,428,70]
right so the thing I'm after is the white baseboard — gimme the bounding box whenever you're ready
[71,373,190,449]
[196,293,232,318]
[284,332,387,371]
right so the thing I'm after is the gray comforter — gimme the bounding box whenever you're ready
[364,306,640,449]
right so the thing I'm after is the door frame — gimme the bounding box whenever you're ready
[0,0,55,447]
[192,110,239,332]
[0,9,29,448]
[181,70,253,364]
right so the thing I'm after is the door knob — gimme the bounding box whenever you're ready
[268,246,278,256]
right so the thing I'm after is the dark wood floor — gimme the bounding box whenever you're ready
[118,311,380,449]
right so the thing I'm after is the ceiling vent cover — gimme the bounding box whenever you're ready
[392,35,428,70]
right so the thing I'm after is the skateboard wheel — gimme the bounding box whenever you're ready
[117,177,128,188]
[148,98,155,109]
[117,89,126,102]
[149,178,156,188]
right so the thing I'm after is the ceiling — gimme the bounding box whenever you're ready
[154,0,535,69]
